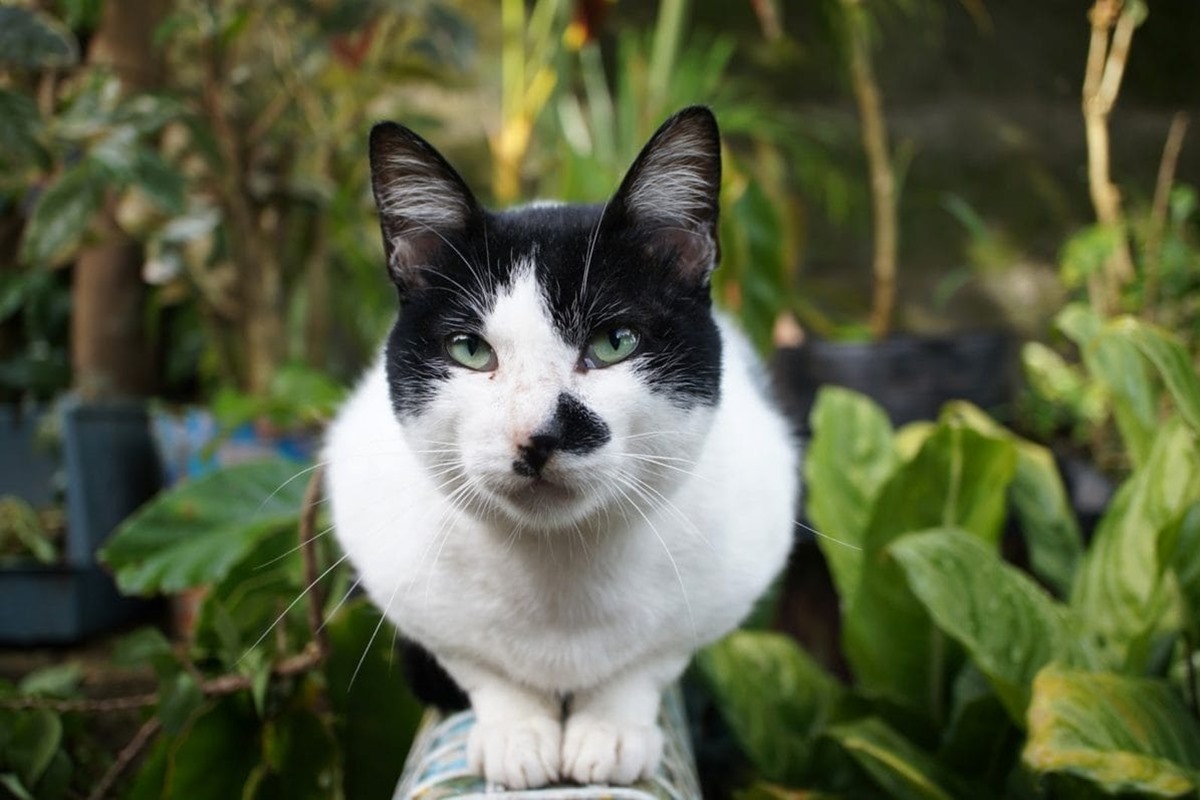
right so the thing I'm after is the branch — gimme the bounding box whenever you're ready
[4,471,331,716]
[85,717,160,800]
[301,466,329,659]
[1143,112,1189,322]
[841,0,897,340]
[1082,0,1139,311]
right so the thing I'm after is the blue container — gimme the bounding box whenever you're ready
[0,401,160,644]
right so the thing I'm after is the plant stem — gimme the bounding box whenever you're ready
[1082,0,1139,314]
[86,716,161,800]
[1143,112,1189,323]
[301,467,329,659]
[841,0,897,340]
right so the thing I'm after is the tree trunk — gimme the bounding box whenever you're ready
[71,0,168,400]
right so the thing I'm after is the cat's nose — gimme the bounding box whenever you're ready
[514,428,561,477]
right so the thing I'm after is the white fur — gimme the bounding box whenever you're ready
[624,128,713,229]
[324,268,797,788]
[377,152,469,228]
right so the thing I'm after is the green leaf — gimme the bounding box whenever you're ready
[826,717,978,800]
[99,458,312,595]
[805,387,898,600]
[324,600,424,800]
[937,665,1021,784]
[941,401,1083,596]
[1071,419,1200,672]
[5,710,61,791]
[1058,225,1119,290]
[844,421,1018,712]
[1161,502,1200,636]
[0,773,35,800]
[20,160,107,267]
[192,525,307,664]
[110,627,175,671]
[248,704,341,800]
[130,148,186,215]
[1024,667,1200,797]
[697,631,844,785]
[1058,303,1158,468]
[17,663,82,699]
[0,7,79,70]
[163,698,261,799]
[0,89,44,167]
[157,671,205,736]
[890,529,1078,723]
[1111,317,1200,437]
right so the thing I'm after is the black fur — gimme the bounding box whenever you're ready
[399,639,470,711]
[371,107,724,420]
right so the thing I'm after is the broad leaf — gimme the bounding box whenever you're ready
[1111,316,1200,437]
[1058,304,1158,468]
[844,422,1017,712]
[157,671,205,736]
[805,386,898,600]
[1023,667,1200,797]
[698,631,843,785]
[246,704,341,799]
[163,698,261,799]
[1071,419,1200,672]
[4,710,61,791]
[937,665,1021,785]
[0,89,43,167]
[941,402,1083,595]
[1161,502,1200,636]
[100,458,313,595]
[130,148,187,215]
[20,160,107,267]
[0,7,79,70]
[324,600,424,800]
[826,717,981,800]
[890,529,1078,723]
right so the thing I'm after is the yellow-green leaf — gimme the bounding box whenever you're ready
[1024,667,1200,797]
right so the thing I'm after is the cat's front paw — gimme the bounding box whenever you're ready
[562,713,663,785]
[467,715,562,789]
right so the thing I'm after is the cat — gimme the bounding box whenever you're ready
[324,106,798,789]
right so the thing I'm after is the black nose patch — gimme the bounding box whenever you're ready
[513,393,610,476]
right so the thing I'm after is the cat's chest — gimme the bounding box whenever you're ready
[401,524,697,672]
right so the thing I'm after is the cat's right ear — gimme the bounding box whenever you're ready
[369,122,480,292]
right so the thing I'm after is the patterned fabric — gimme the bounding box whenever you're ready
[393,686,701,800]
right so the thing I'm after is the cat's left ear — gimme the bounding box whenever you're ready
[369,121,481,292]
[610,106,722,284]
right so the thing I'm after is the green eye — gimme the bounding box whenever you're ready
[583,327,640,369]
[446,333,497,371]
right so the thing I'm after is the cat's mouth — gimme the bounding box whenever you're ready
[485,474,581,517]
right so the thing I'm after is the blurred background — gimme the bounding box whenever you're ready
[2,1,1199,798]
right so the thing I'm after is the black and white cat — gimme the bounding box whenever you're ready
[325,107,797,789]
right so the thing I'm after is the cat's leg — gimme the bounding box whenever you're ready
[439,656,563,789]
[562,653,687,785]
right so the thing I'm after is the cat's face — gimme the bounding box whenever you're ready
[369,108,723,530]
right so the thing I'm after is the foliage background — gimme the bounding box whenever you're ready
[0,0,1198,798]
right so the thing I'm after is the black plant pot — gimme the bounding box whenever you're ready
[772,330,1018,435]
[0,401,161,643]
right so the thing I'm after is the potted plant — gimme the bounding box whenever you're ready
[0,4,167,643]
[701,305,1200,795]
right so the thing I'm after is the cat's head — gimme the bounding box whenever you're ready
[369,107,723,530]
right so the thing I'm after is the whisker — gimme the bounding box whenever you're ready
[794,519,862,552]
[240,552,350,662]
[610,479,698,645]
